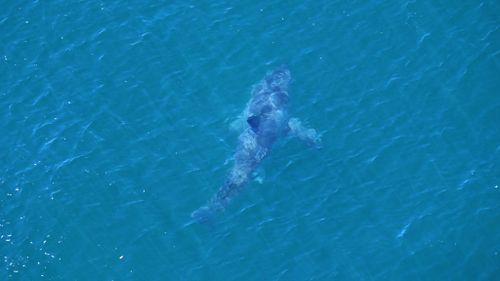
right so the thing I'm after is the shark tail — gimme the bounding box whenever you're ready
[191,199,226,224]
[190,206,217,224]
[191,177,245,224]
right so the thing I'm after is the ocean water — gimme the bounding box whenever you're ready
[1,0,499,280]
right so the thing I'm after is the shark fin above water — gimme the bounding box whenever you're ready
[247,115,260,133]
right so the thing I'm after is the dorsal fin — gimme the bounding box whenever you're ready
[247,115,260,133]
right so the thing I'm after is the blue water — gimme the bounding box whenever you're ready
[1,0,499,280]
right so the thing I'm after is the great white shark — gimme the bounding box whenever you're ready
[191,65,321,223]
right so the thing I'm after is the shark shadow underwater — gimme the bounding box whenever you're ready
[191,65,321,223]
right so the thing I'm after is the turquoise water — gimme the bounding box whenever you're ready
[1,0,499,280]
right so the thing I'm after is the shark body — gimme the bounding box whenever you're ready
[191,65,320,223]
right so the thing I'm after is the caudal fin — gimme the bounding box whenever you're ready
[190,206,217,224]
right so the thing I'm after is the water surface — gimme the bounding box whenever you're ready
[1,0,499,280]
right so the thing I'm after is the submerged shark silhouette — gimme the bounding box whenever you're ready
[191,65,321,223]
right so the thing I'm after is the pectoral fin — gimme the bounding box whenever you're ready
[229,116,245,132]
[288,118,322,148]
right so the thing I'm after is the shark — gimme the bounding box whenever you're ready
[191,65,321,223]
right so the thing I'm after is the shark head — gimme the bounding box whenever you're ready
[266,65,291,92]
